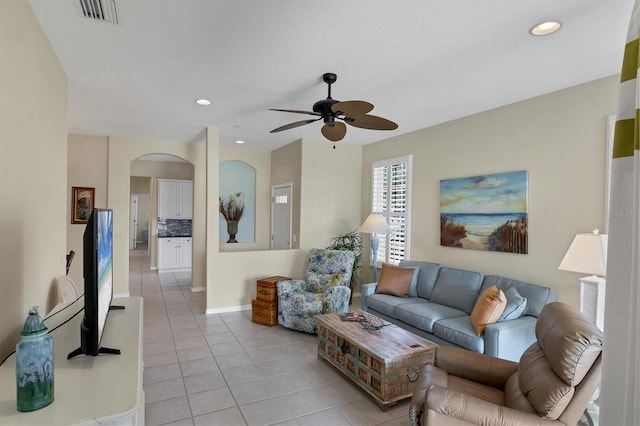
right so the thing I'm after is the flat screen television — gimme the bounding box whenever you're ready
[68,208,122,359]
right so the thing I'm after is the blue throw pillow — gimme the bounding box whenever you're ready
[498,287,527,321]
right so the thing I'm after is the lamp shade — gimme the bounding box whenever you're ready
[360,213,391,234]
[558,230,608,277]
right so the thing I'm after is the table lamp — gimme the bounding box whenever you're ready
[558,229,608,330]
[360,213,391,282]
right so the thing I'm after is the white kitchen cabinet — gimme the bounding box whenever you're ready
[179,181,193,218]
[158,237,192,271]
[180,237,192,267]
[158,179,193,219]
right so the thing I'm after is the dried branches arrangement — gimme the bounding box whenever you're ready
[219,192,245,222]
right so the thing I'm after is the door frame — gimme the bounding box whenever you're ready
[271,183,293,250]
[129,195,138,250]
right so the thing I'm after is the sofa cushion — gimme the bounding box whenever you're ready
[305,271,348,293]
[366,294,426,318]
[481,275,557,317]
[395,302,467,333]
[399,260,441,298]
[470,285,507,336]
[375,263,417,297]
[499,287,528,321]
[430,267,483,314]
[433,317,484,353]
[518,342,574,419]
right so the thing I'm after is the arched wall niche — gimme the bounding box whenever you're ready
[219,160,256,244]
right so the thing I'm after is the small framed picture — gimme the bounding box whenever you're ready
[71,187,95,224]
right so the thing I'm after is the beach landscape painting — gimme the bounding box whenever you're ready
[440,170,528,254]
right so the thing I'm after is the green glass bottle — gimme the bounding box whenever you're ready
[16,306,54,412]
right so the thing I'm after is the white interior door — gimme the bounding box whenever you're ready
[271,184,292,250]
[130,195,138,250]
[135,194,150,244]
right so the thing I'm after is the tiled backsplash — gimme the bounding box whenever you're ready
[157,218,192,237]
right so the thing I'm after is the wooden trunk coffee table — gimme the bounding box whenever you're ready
[314,312,437,411]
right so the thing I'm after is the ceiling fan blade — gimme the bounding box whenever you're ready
[331,100,374,116]
[269,108,321,116]
[321,122,347,141]
[346,114,398,131]
[270,118,321,133]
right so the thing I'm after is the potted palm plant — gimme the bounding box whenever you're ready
[327,230,363,302]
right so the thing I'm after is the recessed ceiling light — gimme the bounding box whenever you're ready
[235,140,245,144]
[530,20,561,36]
[195,99,211,106]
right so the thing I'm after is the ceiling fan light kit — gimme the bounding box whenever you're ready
[270,73,398,147]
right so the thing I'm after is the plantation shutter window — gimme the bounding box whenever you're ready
[371,155,412,265]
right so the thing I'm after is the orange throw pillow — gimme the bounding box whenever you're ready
[470,285,507,336]
[375,263,416,297]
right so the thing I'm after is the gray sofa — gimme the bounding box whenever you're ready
[360,261,557,361]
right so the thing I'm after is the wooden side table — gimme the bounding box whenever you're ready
[251,276,290,326]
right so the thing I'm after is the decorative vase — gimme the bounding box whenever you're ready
[16,306,54,412]
[227,220,239,243]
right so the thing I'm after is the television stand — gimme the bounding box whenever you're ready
[0,297,144,425]
[98,346,121,355]
[67,345,122,359]
[67,305,126,359]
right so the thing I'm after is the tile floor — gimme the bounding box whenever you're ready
[128,249,411,426]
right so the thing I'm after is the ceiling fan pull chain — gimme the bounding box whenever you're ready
[333,142,336,149]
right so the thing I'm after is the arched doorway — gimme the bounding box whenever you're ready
[130,153,195,289]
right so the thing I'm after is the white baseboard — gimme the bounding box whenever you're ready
[205,304,251,315]
[191,286,206,293]
[150,266,158,271]
[353,291,361,298]
[158,267,191,273]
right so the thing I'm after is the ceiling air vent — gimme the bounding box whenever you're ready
[77,0,118,24]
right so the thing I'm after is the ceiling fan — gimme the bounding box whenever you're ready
[269,73,398,144]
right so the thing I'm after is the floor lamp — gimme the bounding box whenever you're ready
[558,229,608,331]
[360,213,391,282]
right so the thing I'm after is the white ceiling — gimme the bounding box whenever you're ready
[28,0,633,151]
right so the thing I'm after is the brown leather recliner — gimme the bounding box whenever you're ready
[409,302,603,426]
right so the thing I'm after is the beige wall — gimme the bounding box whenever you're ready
[207,134,307,311]
[205,135,363,311]
[362,75,619,308]
[131,160,194,180]
[271,140,303,249]
[219,147,272,252]
[130,176,150,195]
[67,134,109,287]
[65,132,363,312]
[299,139,363,249]
[0,0,68,359]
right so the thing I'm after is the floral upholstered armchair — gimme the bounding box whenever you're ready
[277,248,356,333]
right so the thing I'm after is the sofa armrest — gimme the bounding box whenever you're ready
[434,346,518,387]
[484,316,537,361]
[276,279,306,294]
[422,386,561,426]
[360,282,377,311]
[410,363,448,424]
[323,286,351,312]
